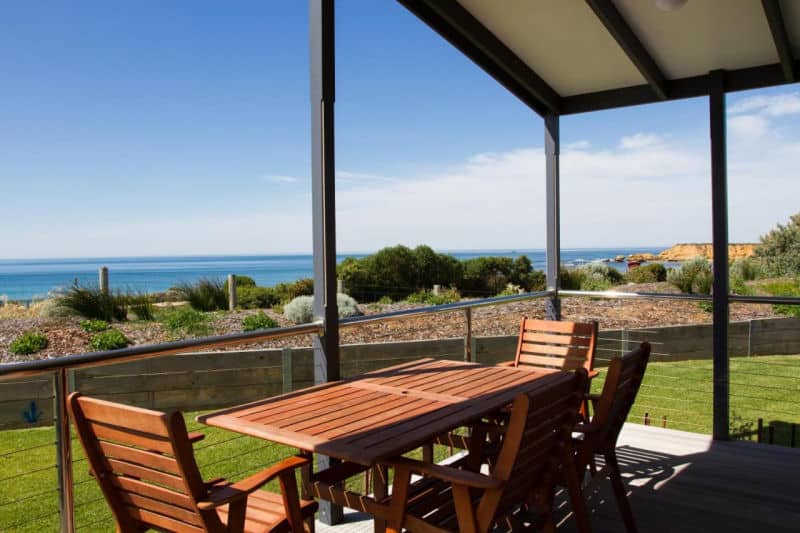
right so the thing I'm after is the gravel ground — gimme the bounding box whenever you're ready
[0,282,781,364]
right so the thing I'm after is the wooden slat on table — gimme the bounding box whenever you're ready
[199,358,562,465]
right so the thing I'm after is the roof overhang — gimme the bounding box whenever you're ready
[399,0,799,115]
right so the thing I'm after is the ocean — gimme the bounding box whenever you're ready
[0,248,670,302]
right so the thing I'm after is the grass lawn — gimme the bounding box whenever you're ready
[1,355,798,532]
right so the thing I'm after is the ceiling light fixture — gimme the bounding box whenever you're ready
[655,0,688,11]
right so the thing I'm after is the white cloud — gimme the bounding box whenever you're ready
[729,92,800,117]
[728,115,769,141]
[263,174,301,183]
[565,140,591,150]
[337,170,399,184]
[619,133,663,150]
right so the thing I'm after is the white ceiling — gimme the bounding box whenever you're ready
[456,0,797,97]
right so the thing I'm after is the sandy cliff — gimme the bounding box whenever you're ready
[657,243,758,261]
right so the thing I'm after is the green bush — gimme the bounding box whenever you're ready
[175,278,228,312]
[88,330,129,351]
[377,295,393,305]
[159,307,211,337]
[623,263,667,283]
[9,332,48,355]
[569,263,624,291]
[223,275,257,292]
[57,285,127,321]
[730,257,765,282]
[237,287,279,309]
[241,311,277,331]
[762,279,800,317]
[273,278,314,303]
[754,212,800,277]
[667,257,712,294]
[80,319,109,333]
[406,288,461,305]
[127,294,155,321]
[559,267,585,290]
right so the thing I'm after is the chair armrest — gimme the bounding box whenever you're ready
[188,432,205,443]
[383,457,503,490]
[587,370,600,379]
[496,361,517,367]
[572,423,602,436]
[197,456,310,510]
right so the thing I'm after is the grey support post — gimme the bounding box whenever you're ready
[310,0,342,524]
[710,70,730,441]
[545,114,561,320]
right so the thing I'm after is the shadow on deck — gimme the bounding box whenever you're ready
[317,424,800,532]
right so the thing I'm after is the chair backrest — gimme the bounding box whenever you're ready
[475,369,588,530]
[513,318,598,373]
[587,342,651,453]
[67,392,223,532]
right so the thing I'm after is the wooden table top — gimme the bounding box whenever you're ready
[197,358,559,466]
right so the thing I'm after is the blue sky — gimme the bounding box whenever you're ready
[1,1,798,259]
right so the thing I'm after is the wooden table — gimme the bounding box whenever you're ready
[198,358,562,530]
[198,357,559,465]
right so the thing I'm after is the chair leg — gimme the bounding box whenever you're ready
[562,449,592,533]
[605,450,638,533]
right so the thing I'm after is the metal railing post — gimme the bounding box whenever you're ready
[463,308,472,362]
[53,368,75,533]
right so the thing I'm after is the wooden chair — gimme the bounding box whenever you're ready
[573,342,651,533]
[380,370,591,533]
[503,317,598,376]
[67,393,318,532]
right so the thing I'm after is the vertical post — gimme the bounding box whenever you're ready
[620,328,628,356]
[99,267,109,294]
[336,278,344,294]
[310,0,341,525]
[710,69,729,441]
[463,308,472,362]
[228,274,237,311]
[282,347,293,393]
[544,113,561,320]
[54,369,75,533]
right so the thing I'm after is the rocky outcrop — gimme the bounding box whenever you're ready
[627,253,659,262]
[658,243,758,261]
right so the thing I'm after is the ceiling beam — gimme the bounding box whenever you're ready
[762,0,796,82]
[585,0,668,100]
[397,0,561,116]
[561,60,800,115]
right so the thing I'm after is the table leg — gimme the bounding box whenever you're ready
[372,464,388,533]
[316,455,344,525]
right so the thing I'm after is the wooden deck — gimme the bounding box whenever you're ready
[317,423,800,532]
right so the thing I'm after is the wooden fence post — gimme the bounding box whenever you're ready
[463,308,472,362]
[99,267,109,294]
[282,347,293,393]
[228,274,237,311]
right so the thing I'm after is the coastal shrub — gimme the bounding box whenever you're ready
[88,329,129,351]
[160,307,211,337]
[237,286,279,309]
[729,257,765,282]
[241,311,277,331]
[9,332,48,355]
[406,288,461,305]
[377,295,393,305]
[667,257,712,294]
[338,245,463,301]
[283,293,361,324]
[461,255,544,296]
[222,275,257,292]
[273,278,314,303]
[498,283,523,296]
[762,280,800,317]
[573,263,623,291]
[623,263,667,283]
[127,294,155,321]
[57,285,127,321]
[80,319,109,333]
[559,267,585,290]
[175,278,227,312]
[692,269,714,295]
[337,293,361,318]
[754,212,800,277]
[37,299,77,319]
[284,296,314,324]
